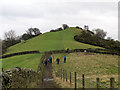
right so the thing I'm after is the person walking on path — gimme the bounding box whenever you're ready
[47,59,50,63]
[56,57,60,64]
[64,56,66,63]
[50,57,52,63]
[66,48,69,54]
[44,59,48,66]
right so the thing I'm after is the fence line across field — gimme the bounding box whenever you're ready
[52,57,114,89]
[54,68,114,88]
[85,78,110,88]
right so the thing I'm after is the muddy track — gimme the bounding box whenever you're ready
[40,54,59,88]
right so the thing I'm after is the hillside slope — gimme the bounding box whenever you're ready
[5,27,103,54]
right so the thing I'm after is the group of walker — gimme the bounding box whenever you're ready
[44,57,52,66]
[44,48,69,66]
[44,56,67,66]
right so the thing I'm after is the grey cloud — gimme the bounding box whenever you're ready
[0,1,118,40]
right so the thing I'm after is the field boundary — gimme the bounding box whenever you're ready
[1,48,119,59]
[1,50,40,58]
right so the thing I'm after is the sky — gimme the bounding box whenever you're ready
[0,0,119,40]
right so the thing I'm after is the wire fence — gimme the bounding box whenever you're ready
[51,55,117,89]
[53,67,115,89]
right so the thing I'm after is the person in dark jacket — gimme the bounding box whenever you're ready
[44,59,47,66]
[66,48,69,54]
[64,56,66,63]
[49,57,52,63]
[56,57,60,64]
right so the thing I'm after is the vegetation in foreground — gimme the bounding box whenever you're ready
[52,52,118,88]
[2,53,42,71]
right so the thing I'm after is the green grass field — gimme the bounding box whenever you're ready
[2,53,42,71]
[52,52,118,88]
[5,27,103,55]
[2,27,104,78]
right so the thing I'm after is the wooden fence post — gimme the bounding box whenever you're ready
[70,72,71,84]
[75,72,77,90]
[82,74,85,90]
[61,69,62,79]
[110,77,114,89]
[96,77,100,90]
[2,68,3,72]
[66,71,67,82]
[63,70,64,82]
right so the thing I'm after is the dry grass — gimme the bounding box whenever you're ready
[52,52,119,88]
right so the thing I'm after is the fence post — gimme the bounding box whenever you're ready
[96,77,100,90]
[110,77,114,89]
[2,68,3,72]
[58,69,60,77]
[66,71,67,82]
[61,69,62,79]
[63,70,64,82]
[75,72,77,90]
[70,72,71,84]
[82,74,85,90]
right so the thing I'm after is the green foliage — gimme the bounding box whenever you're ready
[50,27,63,32]
[74,30,120,53]
[21,33,32,40]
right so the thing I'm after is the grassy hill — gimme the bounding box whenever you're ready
[5,27,103,55]
[2,27,104,71]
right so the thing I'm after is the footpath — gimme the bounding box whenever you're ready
[39,54,59,88]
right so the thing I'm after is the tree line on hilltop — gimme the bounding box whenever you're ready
[74,28,120,53]
[1,28,42,54]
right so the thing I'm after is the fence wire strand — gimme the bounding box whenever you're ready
[52,59,111,89]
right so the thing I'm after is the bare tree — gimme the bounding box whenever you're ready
[92,28,107,39]
[107,37,112,40]
[4,30,16,40]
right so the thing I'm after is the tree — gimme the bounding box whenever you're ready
[107,37,112,40]
[4,30,16,41]
[92,28,107,39]
[3,30,20,50]
[27,28,41,36]
[21,33,31,40]
[0,39,2,55]
[84,25,89,30]
[62,24,69,30]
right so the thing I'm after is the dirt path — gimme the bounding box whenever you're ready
[41,54,59,88]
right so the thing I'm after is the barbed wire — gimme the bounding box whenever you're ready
[85,79,110,88]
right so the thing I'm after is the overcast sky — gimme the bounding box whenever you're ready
[0,0,119,40]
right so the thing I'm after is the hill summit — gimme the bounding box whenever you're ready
[5,27,102,54]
